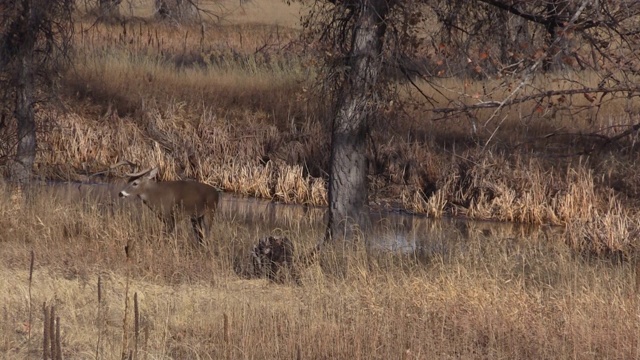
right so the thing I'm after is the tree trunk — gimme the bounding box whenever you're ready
[10,0,37,183]
[325,0,390,242]
[544,0,572,71]
[155,0,197,21]
[12,56,36,183]
[98,0,121,20]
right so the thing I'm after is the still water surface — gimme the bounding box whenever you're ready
[216,193,564,259]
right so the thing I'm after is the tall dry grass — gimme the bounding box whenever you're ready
[3,3,640,359]
[16,0,640,256]
[1,185,640,359]
[56,29,640,255]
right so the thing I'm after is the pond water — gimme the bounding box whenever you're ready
[6,180,633,294]
[8,181,577,267]
[216,193,565,260]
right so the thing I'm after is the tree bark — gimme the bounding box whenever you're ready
[155,0,197,21]
[544,0,572,71]
[10,0,38,183]
[1,0,72,181]
[12,56,36,183]
[325,0,390,242]
[98,0,121,20]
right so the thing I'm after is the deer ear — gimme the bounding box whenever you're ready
[147,167,159,179]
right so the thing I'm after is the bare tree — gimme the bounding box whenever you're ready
[426,0,640,121]
[428,0,640,76]
[303,0,393,242]
[300,0,640,245]
[0,0,74,182]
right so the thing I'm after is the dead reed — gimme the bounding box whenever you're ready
[1,185,639,359]
[7,2,640,358]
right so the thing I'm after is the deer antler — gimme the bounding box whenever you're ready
[125,167,155,178]
[110,160,138,170]
[88,160,139,178]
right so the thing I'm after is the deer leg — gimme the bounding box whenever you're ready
[190,216,206,246]
[158,212,177,246]
[202,210,214,241]
[163,213,177,234]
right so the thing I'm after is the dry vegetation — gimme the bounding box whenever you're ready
[2,0,640,358]
[37,1,640,251]
[2,185,640,359]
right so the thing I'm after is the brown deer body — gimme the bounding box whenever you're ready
[118,167,219,246]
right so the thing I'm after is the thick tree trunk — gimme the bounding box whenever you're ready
[544,0,572,71]
[325,0,390,242]
[98,0,121,20]
[10,0,37,183]
[155,0,197,21]
[12,56,36,183]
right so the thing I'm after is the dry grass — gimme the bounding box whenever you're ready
[2,2,639,358]
[68,19,307,119]
[1,185,640,359]
[3,2,640,358]
[24,1,638,258]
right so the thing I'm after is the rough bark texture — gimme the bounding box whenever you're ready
[155,0,198,22]
[10,0,38,183]
[544,0,573,71]
[98,0,122,20]
[1,0,72,181]
[325,0,390,242]
[12,56,36,183]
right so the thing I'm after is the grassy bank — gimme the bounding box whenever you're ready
[1,185,639,359]
[31,6,639,255]
[2,2,640,358]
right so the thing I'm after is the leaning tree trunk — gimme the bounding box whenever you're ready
[325,0,390,242]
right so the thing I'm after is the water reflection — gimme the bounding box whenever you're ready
[218,193,325,228]
[217,193,561,260]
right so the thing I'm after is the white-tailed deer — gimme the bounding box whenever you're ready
[118,167,219,246]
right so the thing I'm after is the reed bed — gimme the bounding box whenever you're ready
[1,184,640,359]
[24,5,638,257]
[3,2,640,358]
[2,1,639,328]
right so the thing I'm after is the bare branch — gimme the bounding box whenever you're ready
[430,85,640,116]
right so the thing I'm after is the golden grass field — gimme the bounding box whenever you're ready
[2,184,640,359]
[3,0,640,358]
